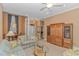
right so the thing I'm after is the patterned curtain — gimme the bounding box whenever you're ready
[8,14,18,34]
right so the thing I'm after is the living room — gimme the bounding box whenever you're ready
[0,3,79,56]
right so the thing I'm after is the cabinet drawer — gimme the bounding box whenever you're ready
[63,42,72,48]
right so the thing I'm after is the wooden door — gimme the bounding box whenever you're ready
[54,23,64,46]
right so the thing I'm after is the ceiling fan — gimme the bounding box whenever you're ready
[40,3,64,11]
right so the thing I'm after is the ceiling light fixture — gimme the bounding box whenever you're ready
[46,3,53,8]
[40,3,64,11]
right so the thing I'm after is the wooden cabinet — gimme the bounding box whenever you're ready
[63,40,72,48]
[50,23,64,46]
[47,26,51,43]
[63,24,73,48]
[47,23,73,48]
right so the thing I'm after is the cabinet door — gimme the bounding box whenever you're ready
[47,26,51,43]
[55,23,64,46]
[50,24,56,44]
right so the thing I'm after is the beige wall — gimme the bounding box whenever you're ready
[0,4,3,41]
[44,8,79,47]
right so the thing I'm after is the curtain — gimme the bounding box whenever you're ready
[8,14,19,34]
[8,14,12,31]
[10,15,17,33]
[15,16,18,34]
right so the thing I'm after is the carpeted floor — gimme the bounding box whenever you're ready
[24,43,67,56]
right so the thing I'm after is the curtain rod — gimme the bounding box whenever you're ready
[3,11,27,17]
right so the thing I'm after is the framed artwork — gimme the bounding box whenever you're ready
[64,24,73,39]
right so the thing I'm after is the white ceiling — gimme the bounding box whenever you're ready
[2,3,79,19]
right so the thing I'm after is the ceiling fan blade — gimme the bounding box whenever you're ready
[42,3,47,5]
[53,4,64,7]
[40,7,47,11]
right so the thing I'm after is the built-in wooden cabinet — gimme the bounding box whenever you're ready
[52,23,64,46]
[63,24,73,48]
[47,23,73,48]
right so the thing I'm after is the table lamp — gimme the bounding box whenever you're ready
[6,31,15,41]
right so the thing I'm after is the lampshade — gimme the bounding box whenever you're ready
[6,31,15,36]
